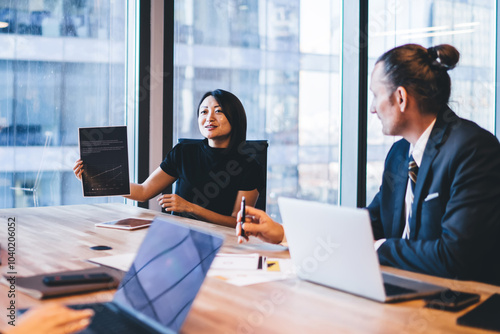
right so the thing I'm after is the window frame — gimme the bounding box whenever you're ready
[152,0,500,210]
[340,0,368,207]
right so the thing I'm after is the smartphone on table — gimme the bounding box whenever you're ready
[425,289,480,312]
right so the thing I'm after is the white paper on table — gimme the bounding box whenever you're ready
[208,258,295,286]
[87,253,136,272]
[211,253,263,270]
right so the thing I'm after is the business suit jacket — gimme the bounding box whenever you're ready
[367,109,500,285]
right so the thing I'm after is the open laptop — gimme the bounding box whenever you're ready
[65,215,223,333]
[278,197,446,303]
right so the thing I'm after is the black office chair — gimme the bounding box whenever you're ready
[178,138,268,211]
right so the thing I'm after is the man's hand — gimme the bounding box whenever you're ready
[236,206,285,244]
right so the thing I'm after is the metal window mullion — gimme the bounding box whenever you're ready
[340,0,368,208]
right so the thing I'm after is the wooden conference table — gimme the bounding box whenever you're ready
[0,203,499,333]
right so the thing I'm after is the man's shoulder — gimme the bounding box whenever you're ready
[386,138,410,157]
[430,113,500,170]
[440,113,499,147]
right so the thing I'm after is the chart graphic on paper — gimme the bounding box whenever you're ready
[86,164,127,193]
[79,126,130,196]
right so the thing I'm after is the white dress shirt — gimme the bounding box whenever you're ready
[374,118,436,250]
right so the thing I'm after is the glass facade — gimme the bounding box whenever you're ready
[1,1,497,214]
[0,0,131,208]
[366,0,496,204]
[173,0,342,220]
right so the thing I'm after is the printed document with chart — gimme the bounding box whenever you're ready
[79,126,130,196]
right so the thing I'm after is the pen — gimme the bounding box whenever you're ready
[257,255,267,269]
[240,196,246,237]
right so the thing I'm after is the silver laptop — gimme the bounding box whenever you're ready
[278,197,446,303]
[69,215,224,333]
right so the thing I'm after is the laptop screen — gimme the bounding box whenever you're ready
[113,216,224,332]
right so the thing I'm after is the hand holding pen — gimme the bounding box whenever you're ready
[240,196,246,238]
[236,203,285,244]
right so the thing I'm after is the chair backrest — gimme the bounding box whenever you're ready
[178,138,268,211]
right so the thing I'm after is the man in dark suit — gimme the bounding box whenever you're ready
[367,44,500,285]
[236,43,500,285]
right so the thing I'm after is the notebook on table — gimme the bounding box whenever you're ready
[278,197,446,303]
[20,215,224,333]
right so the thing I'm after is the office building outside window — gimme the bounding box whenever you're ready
[366,0,496,204]
[3,1,496,214]
[0,0,135,208]
[174,0,342,220]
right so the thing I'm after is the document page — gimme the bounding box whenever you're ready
[79,126,130,196]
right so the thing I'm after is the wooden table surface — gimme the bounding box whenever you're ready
[0,203,498,333]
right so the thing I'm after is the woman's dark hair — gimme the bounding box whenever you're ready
[197,89,247,152]
[376,43,460,114]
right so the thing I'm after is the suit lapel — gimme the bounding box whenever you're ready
[409,109,455,238]
[391,144,410,237]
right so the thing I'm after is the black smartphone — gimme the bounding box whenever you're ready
[425,289,480,312]
[43,273,114,286]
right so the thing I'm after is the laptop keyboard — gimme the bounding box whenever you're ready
[384,283,417,296]
[69,303,159,334]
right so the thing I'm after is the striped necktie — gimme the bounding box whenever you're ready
[408,155,418,193]
[403,155,418,239]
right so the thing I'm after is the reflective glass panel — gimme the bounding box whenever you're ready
[0,0,133,208]
[366,0,496,204]
[174,0,342,220]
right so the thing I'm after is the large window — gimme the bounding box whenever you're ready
[5,1,497,212]
[0,0,136,208]
[366,0,497,203]
[173,0,342,220]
